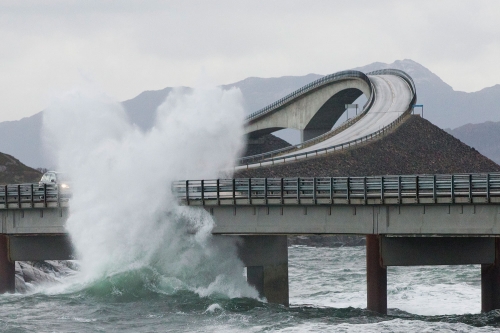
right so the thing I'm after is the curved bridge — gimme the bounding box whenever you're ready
[241,69,417,167]
[245,71,374,141]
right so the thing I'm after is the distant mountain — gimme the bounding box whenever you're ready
[446,121,500,165]
[353,59,500,129]
[0,59,499,168]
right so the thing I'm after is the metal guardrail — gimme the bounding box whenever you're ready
[238,69,417,167]
[0,184,70,209]
[174,173,500,206]
[245,70,373,122]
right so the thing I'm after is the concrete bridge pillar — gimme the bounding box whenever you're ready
[366,235,387,314]
[300,129,330,143]
[482,237,500,312]
[0,235,15,293]
[237,235,289,306]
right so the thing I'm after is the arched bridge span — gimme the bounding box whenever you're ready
[244,71,373,142]
[244,69,416,146]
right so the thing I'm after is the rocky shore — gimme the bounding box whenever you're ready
[15,261,77,292]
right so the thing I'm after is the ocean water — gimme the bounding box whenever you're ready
[1,245,499,332]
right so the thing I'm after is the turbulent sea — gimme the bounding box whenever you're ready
[1,245,499,333]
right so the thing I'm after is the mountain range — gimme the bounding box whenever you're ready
[0,59,499,168]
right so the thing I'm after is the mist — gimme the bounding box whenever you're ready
[41,84,258,298]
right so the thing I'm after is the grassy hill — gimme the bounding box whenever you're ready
[0,152,42,184]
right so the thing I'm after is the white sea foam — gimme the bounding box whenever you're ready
[41,83,258,299]
[289,246,482,316]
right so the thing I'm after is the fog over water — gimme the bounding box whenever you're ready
[41,84,257,298]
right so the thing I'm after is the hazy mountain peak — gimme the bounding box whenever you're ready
[353,59,453,92]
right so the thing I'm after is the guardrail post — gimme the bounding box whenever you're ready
[380,176,384,203]
[186,180,190,205]
[248,178,252,204]
[347,177,350,204]
[363,177,367,205]
[17,185,20,208]
[44,184,47,208]
[201,180,205,205]
[264,178,268,205]
[216,179,220,206]
[232,179,236,204]
[329,177,333,204]
[57,185,60,208]
[487,174,491,203]
[30,184,34,208]
[297,178,300,204]
[398,176,401,204]
[415,176,419,203]
[280,178,284,204]
[468,174,472,203]
[451,175,455,203]
[313,178,317,205]
[433,175,436,203]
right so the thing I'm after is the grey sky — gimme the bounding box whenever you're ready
[1,0,499,122]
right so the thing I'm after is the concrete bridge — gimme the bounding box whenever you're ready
[1,69,498,314]
[2,173,500,314]
[240,69,417,167]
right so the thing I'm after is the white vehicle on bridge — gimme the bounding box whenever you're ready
[39,171,70,190]
[39,171,71,200]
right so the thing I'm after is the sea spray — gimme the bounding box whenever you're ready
[42,84,258,299]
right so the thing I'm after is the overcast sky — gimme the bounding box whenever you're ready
[1,0,499,122]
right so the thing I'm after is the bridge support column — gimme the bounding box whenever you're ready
[482,238,500,312]
[366,235,387,314]
[300,129,329,143]
[237,235,289,306]
[0,235,15,293]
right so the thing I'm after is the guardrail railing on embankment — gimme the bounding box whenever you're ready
[173,173,500,206]
[238,69,417,168]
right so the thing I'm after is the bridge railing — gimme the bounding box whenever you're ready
[0,183,70,209]
[238,69,415,168]
[245,70,372,122]
[173,173,500,206]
